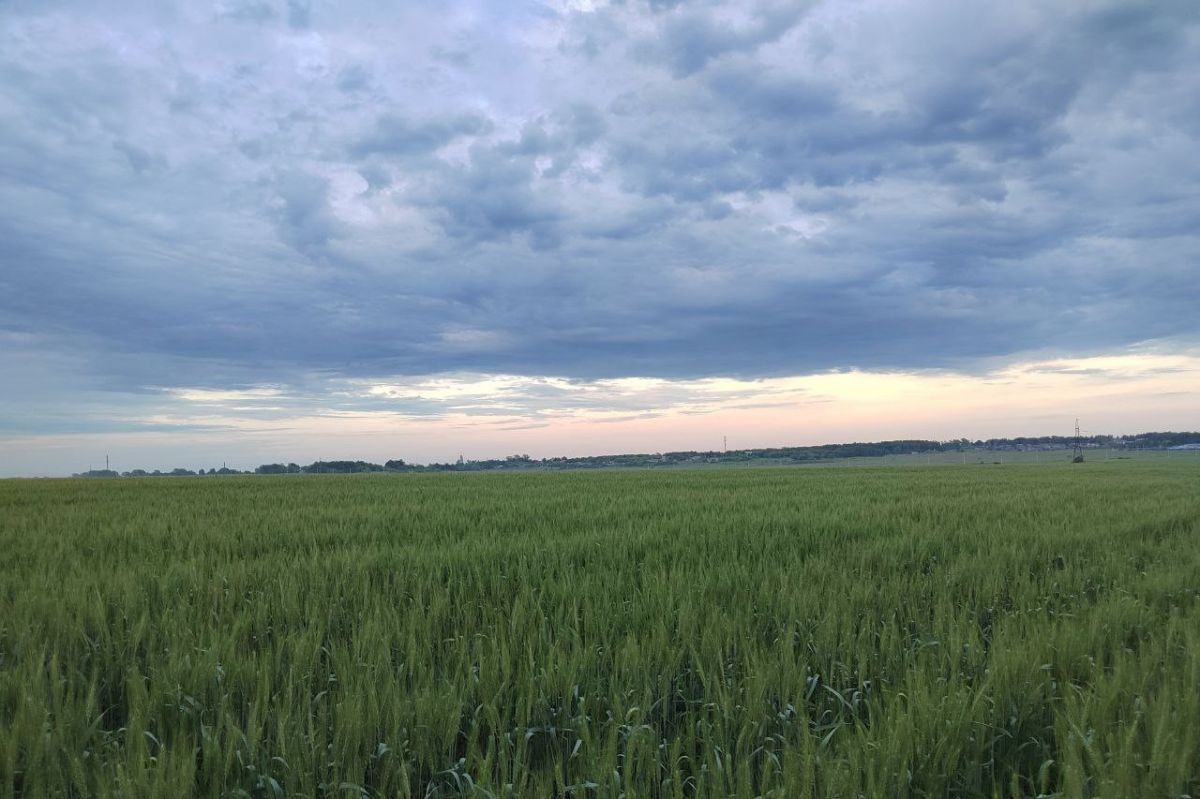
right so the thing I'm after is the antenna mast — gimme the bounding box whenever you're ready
[1072,419,1084,463]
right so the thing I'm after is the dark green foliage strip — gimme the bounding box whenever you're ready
[1,462,1198,797]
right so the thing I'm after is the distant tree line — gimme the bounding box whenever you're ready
[260,461,382,474]
[979,432,1200,449]
[70,431,1200,478]
[75,466,246,478]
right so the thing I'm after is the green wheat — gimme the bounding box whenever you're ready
[1,461,1197,797]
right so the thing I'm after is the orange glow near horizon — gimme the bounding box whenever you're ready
[3,350,1198,476]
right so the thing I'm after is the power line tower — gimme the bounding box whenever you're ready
[1072,419,1084,463]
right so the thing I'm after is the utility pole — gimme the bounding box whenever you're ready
[1072,419,1084,463]
[723,436,727,453]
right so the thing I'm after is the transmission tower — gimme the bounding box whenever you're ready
[1072,418,1084,463]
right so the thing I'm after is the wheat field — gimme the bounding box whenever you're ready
[1,462,1197,798]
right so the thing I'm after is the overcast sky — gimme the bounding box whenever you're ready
[2,0,1198,475]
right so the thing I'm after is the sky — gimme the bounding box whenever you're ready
[1,0,1198,476]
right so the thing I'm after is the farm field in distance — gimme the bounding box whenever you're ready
[1,462,1198,798]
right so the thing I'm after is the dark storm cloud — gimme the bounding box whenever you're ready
[633,1,815,78]
[1,0,1199,430]
[285,0,311,30]
[421,152,566,249]
[216,0,277,24]
[274,170,345,256]
[350,113,493,158]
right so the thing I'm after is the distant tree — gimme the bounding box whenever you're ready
[303,460,384,474]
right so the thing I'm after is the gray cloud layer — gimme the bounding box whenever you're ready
[2,0,1199,427]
